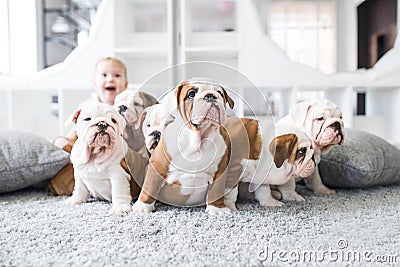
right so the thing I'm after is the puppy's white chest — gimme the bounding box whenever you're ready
[82,173,112,200]
[165,126,227,205]
[74,159,128,202]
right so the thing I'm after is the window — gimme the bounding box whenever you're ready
[267,0,337,75]
[1,0,38,77]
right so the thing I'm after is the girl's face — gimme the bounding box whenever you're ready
[92,61,128,105]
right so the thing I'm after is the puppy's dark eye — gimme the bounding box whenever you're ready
[119,105,128,113]
[217,91,223,97]
[133,102,144,107]
[111,118,117,123]
[186,89,197,99]
[316,116,324,121]
[84,117,91,121]
[146,124,151,127]
[296,147,307,159]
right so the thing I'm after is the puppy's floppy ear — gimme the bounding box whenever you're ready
[134,108,148,130]
[269,133,298,168]
[289,100,315,127]
[175,82,191,117]
[64,108,82,127]
[220,86,234,109]
[138,91,158,107]
[174,82,186,109]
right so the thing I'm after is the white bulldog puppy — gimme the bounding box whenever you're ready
[278,99,345,194]
[138,104,175,154]
[132,79,235,215]
[64,102,132,214]
[114,89,157,154]
[224,121,315,210]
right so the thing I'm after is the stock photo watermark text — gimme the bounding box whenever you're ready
[258,239,398,264]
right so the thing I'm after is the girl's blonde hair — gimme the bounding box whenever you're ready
[95,57,127,79]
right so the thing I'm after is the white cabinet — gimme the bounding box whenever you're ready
[181,0,238,66]
[112,0,239,96]
[113,0,170,90]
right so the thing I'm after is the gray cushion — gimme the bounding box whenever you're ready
[0,130,70,193]
[320,128,400,188]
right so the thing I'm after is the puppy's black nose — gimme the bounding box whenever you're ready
[204,94,217,102]
[119,105,128,114]
[97,122,108,132]
[152,131,161,141]
[331,122,341,131]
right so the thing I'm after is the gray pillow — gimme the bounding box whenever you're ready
[0,130,70,193]
[320,128,400,188]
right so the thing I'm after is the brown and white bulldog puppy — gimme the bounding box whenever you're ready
[277,99,345,194]
[224,121,315,210]
[114,89,158,155]
[132,80,235,215]
[138,103,175,155]
[64,102,136,214]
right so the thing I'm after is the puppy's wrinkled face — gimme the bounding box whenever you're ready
[114,89,145,127]
[73,103,126,149]
[306,100,345,150]
[142,104,175,154]
[269,131,315,178]
[175,81,234,131]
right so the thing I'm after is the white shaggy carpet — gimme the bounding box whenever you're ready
[1,185,399,266]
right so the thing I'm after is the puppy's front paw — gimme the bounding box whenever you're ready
[64,197,85,206]
[109,204,132,215]
[205,205,231,215]
[314,185,336,195]
[259,198,285,207]
[132,200,155,213]
[224,201,237,211]
[280,191,305,202]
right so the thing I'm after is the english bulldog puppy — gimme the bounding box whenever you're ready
[138,104,175,154]
[132,80,235,215]
[224,121,315,210]
[113,89,158,155]
[64,102,137,214]
[277,99,345,194]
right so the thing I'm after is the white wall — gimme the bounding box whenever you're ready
[8,0,38,77]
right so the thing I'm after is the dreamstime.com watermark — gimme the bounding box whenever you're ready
[258,239,398,264]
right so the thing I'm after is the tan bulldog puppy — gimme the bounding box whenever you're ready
[114,89,158,155]
[131,80,235,215]
[278,99,345,194]
[64,102,137,214]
